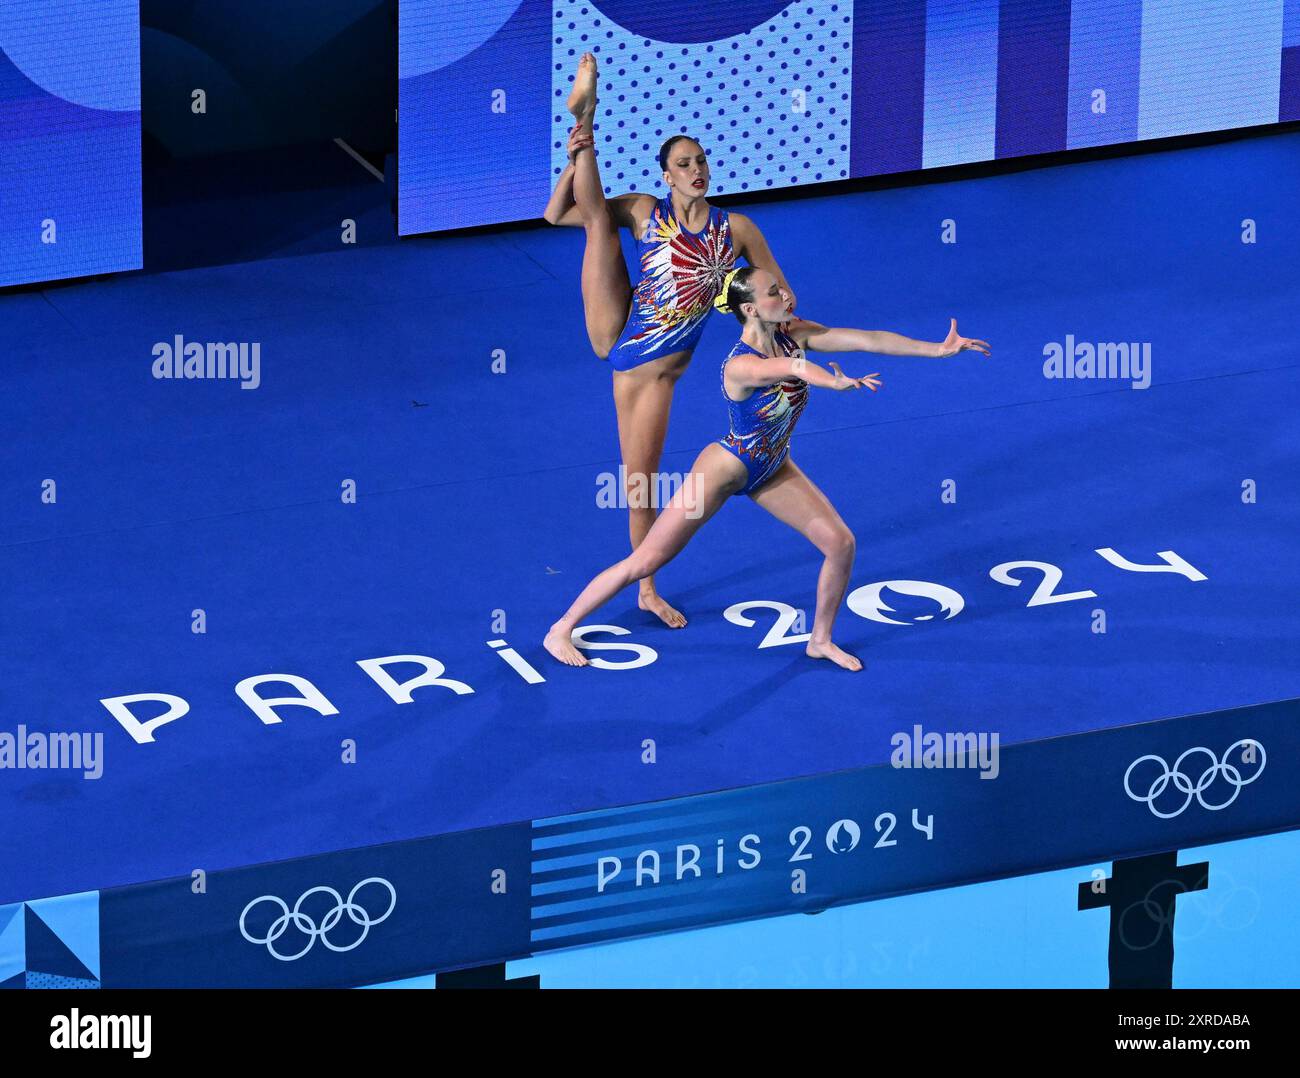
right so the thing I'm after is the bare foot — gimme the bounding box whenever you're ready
[639,590,687,628]
[544,625,589,666]
[806,639,863,671]
[567,52,597,121]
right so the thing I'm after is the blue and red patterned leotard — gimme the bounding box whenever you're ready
[607,194,736,371]
[717,327,809,495]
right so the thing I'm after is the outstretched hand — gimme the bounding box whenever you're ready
[829,362,881,392]
[937,318,991,357]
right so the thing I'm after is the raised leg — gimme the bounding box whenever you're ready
[748,459,862,671]
[545,445,743,665]
[568,53,632,359]
[611,350,693,627]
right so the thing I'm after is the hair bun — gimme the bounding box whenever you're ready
[713,267,741,313]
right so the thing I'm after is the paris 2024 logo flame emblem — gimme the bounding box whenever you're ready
[847,580,965,626]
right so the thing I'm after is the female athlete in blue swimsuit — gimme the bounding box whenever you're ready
[543,266,990,671]
[543,52,796,630]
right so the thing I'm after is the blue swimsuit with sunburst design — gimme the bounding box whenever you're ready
[608,194,736,371]
[718,328,809,495]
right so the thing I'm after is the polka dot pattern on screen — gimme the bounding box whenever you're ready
[550,1,853,195]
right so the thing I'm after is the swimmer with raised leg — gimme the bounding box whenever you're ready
[543,52,797,630]
[544,266,991,670]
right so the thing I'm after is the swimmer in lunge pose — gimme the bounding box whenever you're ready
[543,51,797,630]
[543,266,991,671]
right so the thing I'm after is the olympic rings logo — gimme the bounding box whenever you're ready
[1117,872,1259,951]
[1117,879,1198,951]
[1123,740,1265,819]
[239,877,396,961]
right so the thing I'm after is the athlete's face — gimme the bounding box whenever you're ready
[664,141,709,196]
[743,270,795,323]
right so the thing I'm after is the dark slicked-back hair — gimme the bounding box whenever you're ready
[658,134,699,171]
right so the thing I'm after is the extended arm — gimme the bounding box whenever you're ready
[726,354,880,393]
[542,161,580,225]
[792,318,991,357]
[542,127,654,227]
[543,177,653,229]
